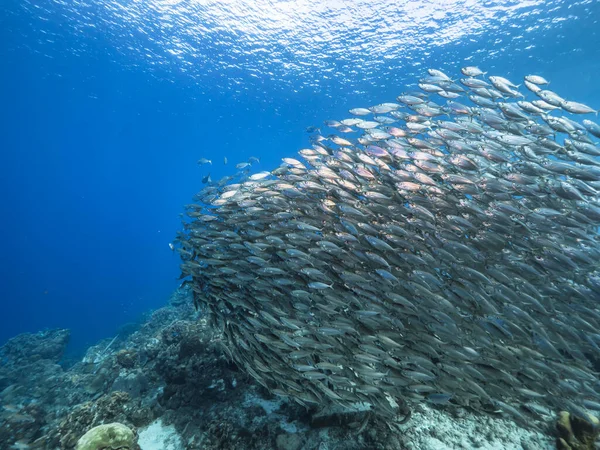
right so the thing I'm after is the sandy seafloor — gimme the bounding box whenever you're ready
[0,286,566,449]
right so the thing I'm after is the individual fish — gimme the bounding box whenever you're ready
[349,108,372,116]
[249,171,271,181]
[531,99,560,110]
[461,66,485,77]
[525,75,549,85]
[426,393,453,404]
[197,158,212,165]
[561,100,597,115]
[427,69,452,80]
[517,101,545,115]
[536,89,565,106]
[10,441,34,450]
[523,79,542,94]
[419,83,444,93]
[583,119,600,137]
[489,77,522,97]
[438,90,461,99]
[369,104,398,114]
[2,404,22,413]
[489,75,519,89]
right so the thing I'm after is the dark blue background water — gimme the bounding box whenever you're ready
[1,0,599,355]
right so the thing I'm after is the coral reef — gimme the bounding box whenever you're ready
[1,328,70,365]
[556,411,600,450]
[0,328,73,447]
[0,286,564,449]
[116,350,138,369]
[75,422,137,450]
[49,392,151,449]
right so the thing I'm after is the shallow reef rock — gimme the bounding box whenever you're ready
[0,328,70,392]
[75,422,137,450]
[0,329,73,446]
[0,286,561,449]
[49,392,151,449]
[115,349,138,369]
[0,328,70,364]
[556,411,600,450]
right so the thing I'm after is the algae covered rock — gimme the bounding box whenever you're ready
[75,422,136,450]
[556,410,600,450]
[116,349,138,369]
[51,391,151,449]
[0,328,70,364]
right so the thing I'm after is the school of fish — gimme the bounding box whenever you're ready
[177,66,600,426]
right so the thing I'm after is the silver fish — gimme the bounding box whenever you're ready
[177,66,600,425]
[461,66,486,77]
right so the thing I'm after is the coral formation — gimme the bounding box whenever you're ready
[1,328,70,364]
[0,286,558,449]
[51,392,152,448]
[556,411,600,450]
[75,422,136,450]
[116,350,138,369]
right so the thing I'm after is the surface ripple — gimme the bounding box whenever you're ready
[11,0,597,96]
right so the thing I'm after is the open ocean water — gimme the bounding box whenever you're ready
[1,0,598,355]
[1,1,600,448]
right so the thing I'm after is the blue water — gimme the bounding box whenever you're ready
[1,0,599,355]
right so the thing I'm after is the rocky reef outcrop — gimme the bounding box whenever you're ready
[75,422,137,450]
[0,286,568,449]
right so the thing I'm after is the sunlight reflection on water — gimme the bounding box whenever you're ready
[16,0,596,96]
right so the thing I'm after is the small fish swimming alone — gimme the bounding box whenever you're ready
[197,158,212,165]
[177,66,600,424]
[223,156,228,165]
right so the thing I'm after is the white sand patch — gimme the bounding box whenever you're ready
[243,392,305,434]
[138,419,184,450]
[397,404,554,450]
[243,391,283,415]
